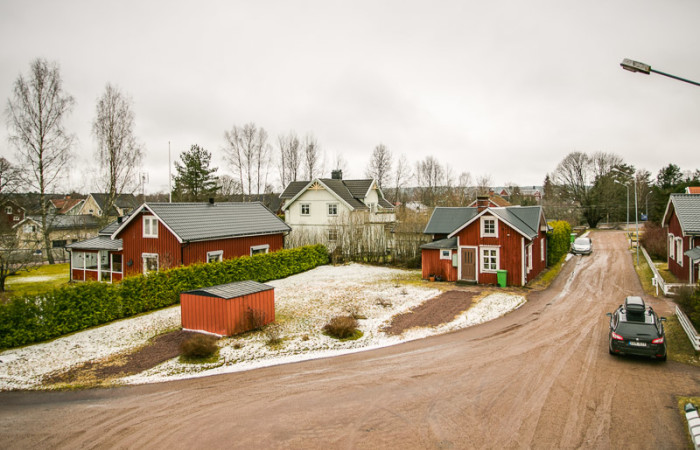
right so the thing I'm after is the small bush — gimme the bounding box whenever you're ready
[548,220,573,265]
[640,222,667,261]
[246,308,267,330]
[376,297,393,308]
[264,324,283,346]
[676,286,700,329]
[180,334,218,358]
[323,315,359,339]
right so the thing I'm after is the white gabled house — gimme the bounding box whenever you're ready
[280,170,395,249]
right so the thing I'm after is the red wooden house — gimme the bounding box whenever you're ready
[66,201,291,282]
[662,193,700,284]
[421,196,549,286]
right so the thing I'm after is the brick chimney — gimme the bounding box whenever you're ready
[476,195,490,212]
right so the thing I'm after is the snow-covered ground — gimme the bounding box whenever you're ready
[0,264,526,390]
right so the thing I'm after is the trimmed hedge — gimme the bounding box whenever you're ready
[547,220,572,266]
[0,245,328,349]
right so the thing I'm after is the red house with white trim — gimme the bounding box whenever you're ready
[66,201,291,282]
[662,193,700,284]
[421,196,549,286]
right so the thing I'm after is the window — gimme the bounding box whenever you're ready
[328,203,338,216]
[540,239,545,261]
[328,229,338,242]
[676,238,683,266]
[669,234,675,260]
[301,204,310,215]
[85,252,98,270]
[143,216,158,238]
[72,251,85,269]
[5,206,11,214]
[52,240,67,248]
[250,244,269,256]
[480,216,498,237]
[481,247,499,272]
[23,224,36,233]
[143,253,159,274]
[207,250,223,263]
[112,254,122,273]
[527,245,533,271]
[13,216,19,221]
[440,249,451,260]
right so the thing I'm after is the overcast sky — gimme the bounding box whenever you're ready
[1,0,698,194]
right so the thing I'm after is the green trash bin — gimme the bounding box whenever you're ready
[570,233,576,244]
[497,269,507,287]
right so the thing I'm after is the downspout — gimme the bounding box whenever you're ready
[181,241,190,266]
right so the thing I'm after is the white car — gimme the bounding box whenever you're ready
[571,237,592,255]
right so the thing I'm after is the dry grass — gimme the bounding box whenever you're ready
[323,316,360,340]
[179,334,218,358]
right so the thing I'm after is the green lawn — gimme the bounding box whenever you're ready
[3,263,70,297]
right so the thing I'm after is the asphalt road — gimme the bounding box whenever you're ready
[1,231,698,449]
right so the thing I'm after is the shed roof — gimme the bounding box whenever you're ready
[66,236,123,251]
[685,247,700,261]
[112,202,291,242]
[184,280,274,299]
[420,237,458,250]
[662,194,700,235]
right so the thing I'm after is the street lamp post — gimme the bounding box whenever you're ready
[620,59,700,87]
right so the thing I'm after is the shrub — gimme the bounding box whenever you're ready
[264,324,283,346]
[323,315,359,339]
[640,221,667,261]
[547,220,573,265]
[677,286,700,329]
[180,334,218,358]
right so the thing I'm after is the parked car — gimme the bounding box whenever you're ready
[606,296,667,361]
[571,237,592,255]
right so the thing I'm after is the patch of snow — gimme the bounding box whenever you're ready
[6,275,64,284]
[0,263,526,390]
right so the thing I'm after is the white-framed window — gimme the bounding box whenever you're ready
[480,216,498,238]
[250,244,270,256]
[540,238,545,261]
[142,253,159,274]
[480,247,499,272]
[72,251,85,269]
[5,206,12,214]
[328,203,338,216]
[301,203,310,215]
[440,249,451,260]
[143,216,158,238]
[669,234,675,260]
[13,216,19,221]
[676,238,683,266]
[207,250,223,263]
[527,244,533,271]
[112,254,123,273]
[328,228,338,242]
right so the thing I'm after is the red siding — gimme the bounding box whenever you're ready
[72,269,85,281]
[421,249,458,282]
[181,289,275,336]
[184,234,284,264]
[667,211,691,282]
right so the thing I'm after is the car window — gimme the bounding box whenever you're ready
[616,322,658,336]
[574,238,589,245]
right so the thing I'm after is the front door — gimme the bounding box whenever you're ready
[461,248,476,281]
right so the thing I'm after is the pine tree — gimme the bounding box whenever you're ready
[172,145,219,202]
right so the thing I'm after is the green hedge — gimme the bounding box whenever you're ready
[547,220,572,266]
[0,245,328,349]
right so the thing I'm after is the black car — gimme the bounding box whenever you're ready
[606,296,667,361]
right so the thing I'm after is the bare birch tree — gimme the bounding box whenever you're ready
[6,58,74,264]
[277,131,302,189]
[303,133,323,180]
[366,143,392,189]
[0,157,23,203]
[392,154,412,204]
[224,123,270,196]
[415,156,444,206]
[92,84,143,222]
[475,174,493,196]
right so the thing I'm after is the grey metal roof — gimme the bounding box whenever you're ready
[280,178,394,211]
[66,236,123,251]
[685,247,700,261]
[185,280,274,299]
[424,207,479,234]
[668,194,700,235]
[424,206,544,239]
[90,193,140,215]
[130,202,291,242]
[420,237,458,250]
[29,214,100,231]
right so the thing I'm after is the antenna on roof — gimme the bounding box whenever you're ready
[140,172,149,201]
[168,141,172,203]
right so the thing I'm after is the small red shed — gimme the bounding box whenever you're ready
[181,280,275,336]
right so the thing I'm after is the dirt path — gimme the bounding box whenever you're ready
[1,231,698,449]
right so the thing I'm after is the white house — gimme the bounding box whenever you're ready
[280,171,395,249]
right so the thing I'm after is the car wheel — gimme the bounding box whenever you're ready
[608,342,614,355]
[659,354,667,362]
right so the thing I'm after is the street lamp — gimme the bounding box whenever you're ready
[612,169,640,266]
[620,59,700,87]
